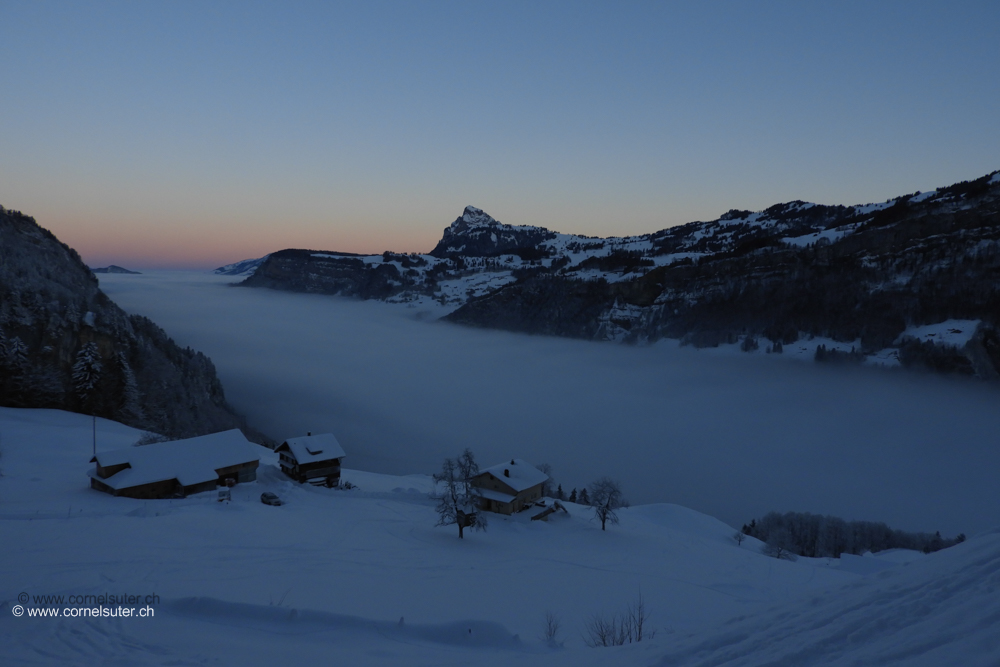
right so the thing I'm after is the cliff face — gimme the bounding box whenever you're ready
[0,206,247,437]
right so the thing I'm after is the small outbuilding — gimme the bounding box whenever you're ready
[470,458,548,515]
[88,429,260,499]
[275,432,346,485]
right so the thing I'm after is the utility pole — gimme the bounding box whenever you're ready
[92,415,96,459]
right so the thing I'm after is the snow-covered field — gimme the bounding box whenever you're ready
[96,271,1000,538]
[2,407,998,666]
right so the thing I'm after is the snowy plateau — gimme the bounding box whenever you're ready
[2,407,999,666]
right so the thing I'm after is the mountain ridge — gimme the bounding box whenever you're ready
[236,170,1000,378]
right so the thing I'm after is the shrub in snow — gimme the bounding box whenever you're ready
[583,594,652,647]
[541,611,562,647]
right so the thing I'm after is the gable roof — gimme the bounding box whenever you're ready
[475,459,548,493]
[276,433,346,464]
[89,429,258,490]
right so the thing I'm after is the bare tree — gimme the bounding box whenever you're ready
[433,449,487,539]
[541,611,562,646]
[733,531,746,546]
[761,528,798,561]
[589,477,626,531]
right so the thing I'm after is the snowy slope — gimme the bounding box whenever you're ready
[2,407,998,666]
[213,255,269,276]
[649,529,1000,666]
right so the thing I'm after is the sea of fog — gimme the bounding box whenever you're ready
[98,271,1000,537]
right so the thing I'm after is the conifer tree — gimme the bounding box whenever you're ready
[72,342,102,404]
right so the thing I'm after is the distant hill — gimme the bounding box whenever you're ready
[238,171,1000,379]
[91,265,141,274]
[214,255,268,276]
[0,205,250,438]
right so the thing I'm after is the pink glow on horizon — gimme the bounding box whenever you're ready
[42,214,440,271]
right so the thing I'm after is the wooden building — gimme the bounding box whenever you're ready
[88,429,260,499]
[275,432,346,485]
[470,458,549,515]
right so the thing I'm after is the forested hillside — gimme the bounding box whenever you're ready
[0,206,248,437]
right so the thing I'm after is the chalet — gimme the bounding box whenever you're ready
[275,432,346,485]
[88,429,260,499]
[470,458,548,515]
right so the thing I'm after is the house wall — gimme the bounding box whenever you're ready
[114,478,181,500]
[90,477,116,495]
[181,479,219,496]
[216,460,259,484]
[298,459,341,479]
[516,483,544,508]
[471,473,517,497]
[478,481,546,515]
[279,455,342,483]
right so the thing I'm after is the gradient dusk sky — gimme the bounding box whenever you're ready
[2,1,998,269]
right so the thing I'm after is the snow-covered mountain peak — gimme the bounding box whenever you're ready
[430,206,555,258]
[460,205,496,227]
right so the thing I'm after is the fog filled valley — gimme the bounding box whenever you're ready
[98,271,1000,538]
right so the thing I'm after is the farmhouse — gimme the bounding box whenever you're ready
[470,458,548,515]
[275,432,346,485]
[88,429,260,499]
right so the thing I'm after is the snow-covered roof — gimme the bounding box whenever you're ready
[477,488,517,504]
[276,433,346,465]
[89,429,258,490]
[476,459,548,493]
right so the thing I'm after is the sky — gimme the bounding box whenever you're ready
[2,1,999,269]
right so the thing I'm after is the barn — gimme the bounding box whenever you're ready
[275,432,346,485]
[88,429,260,499]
